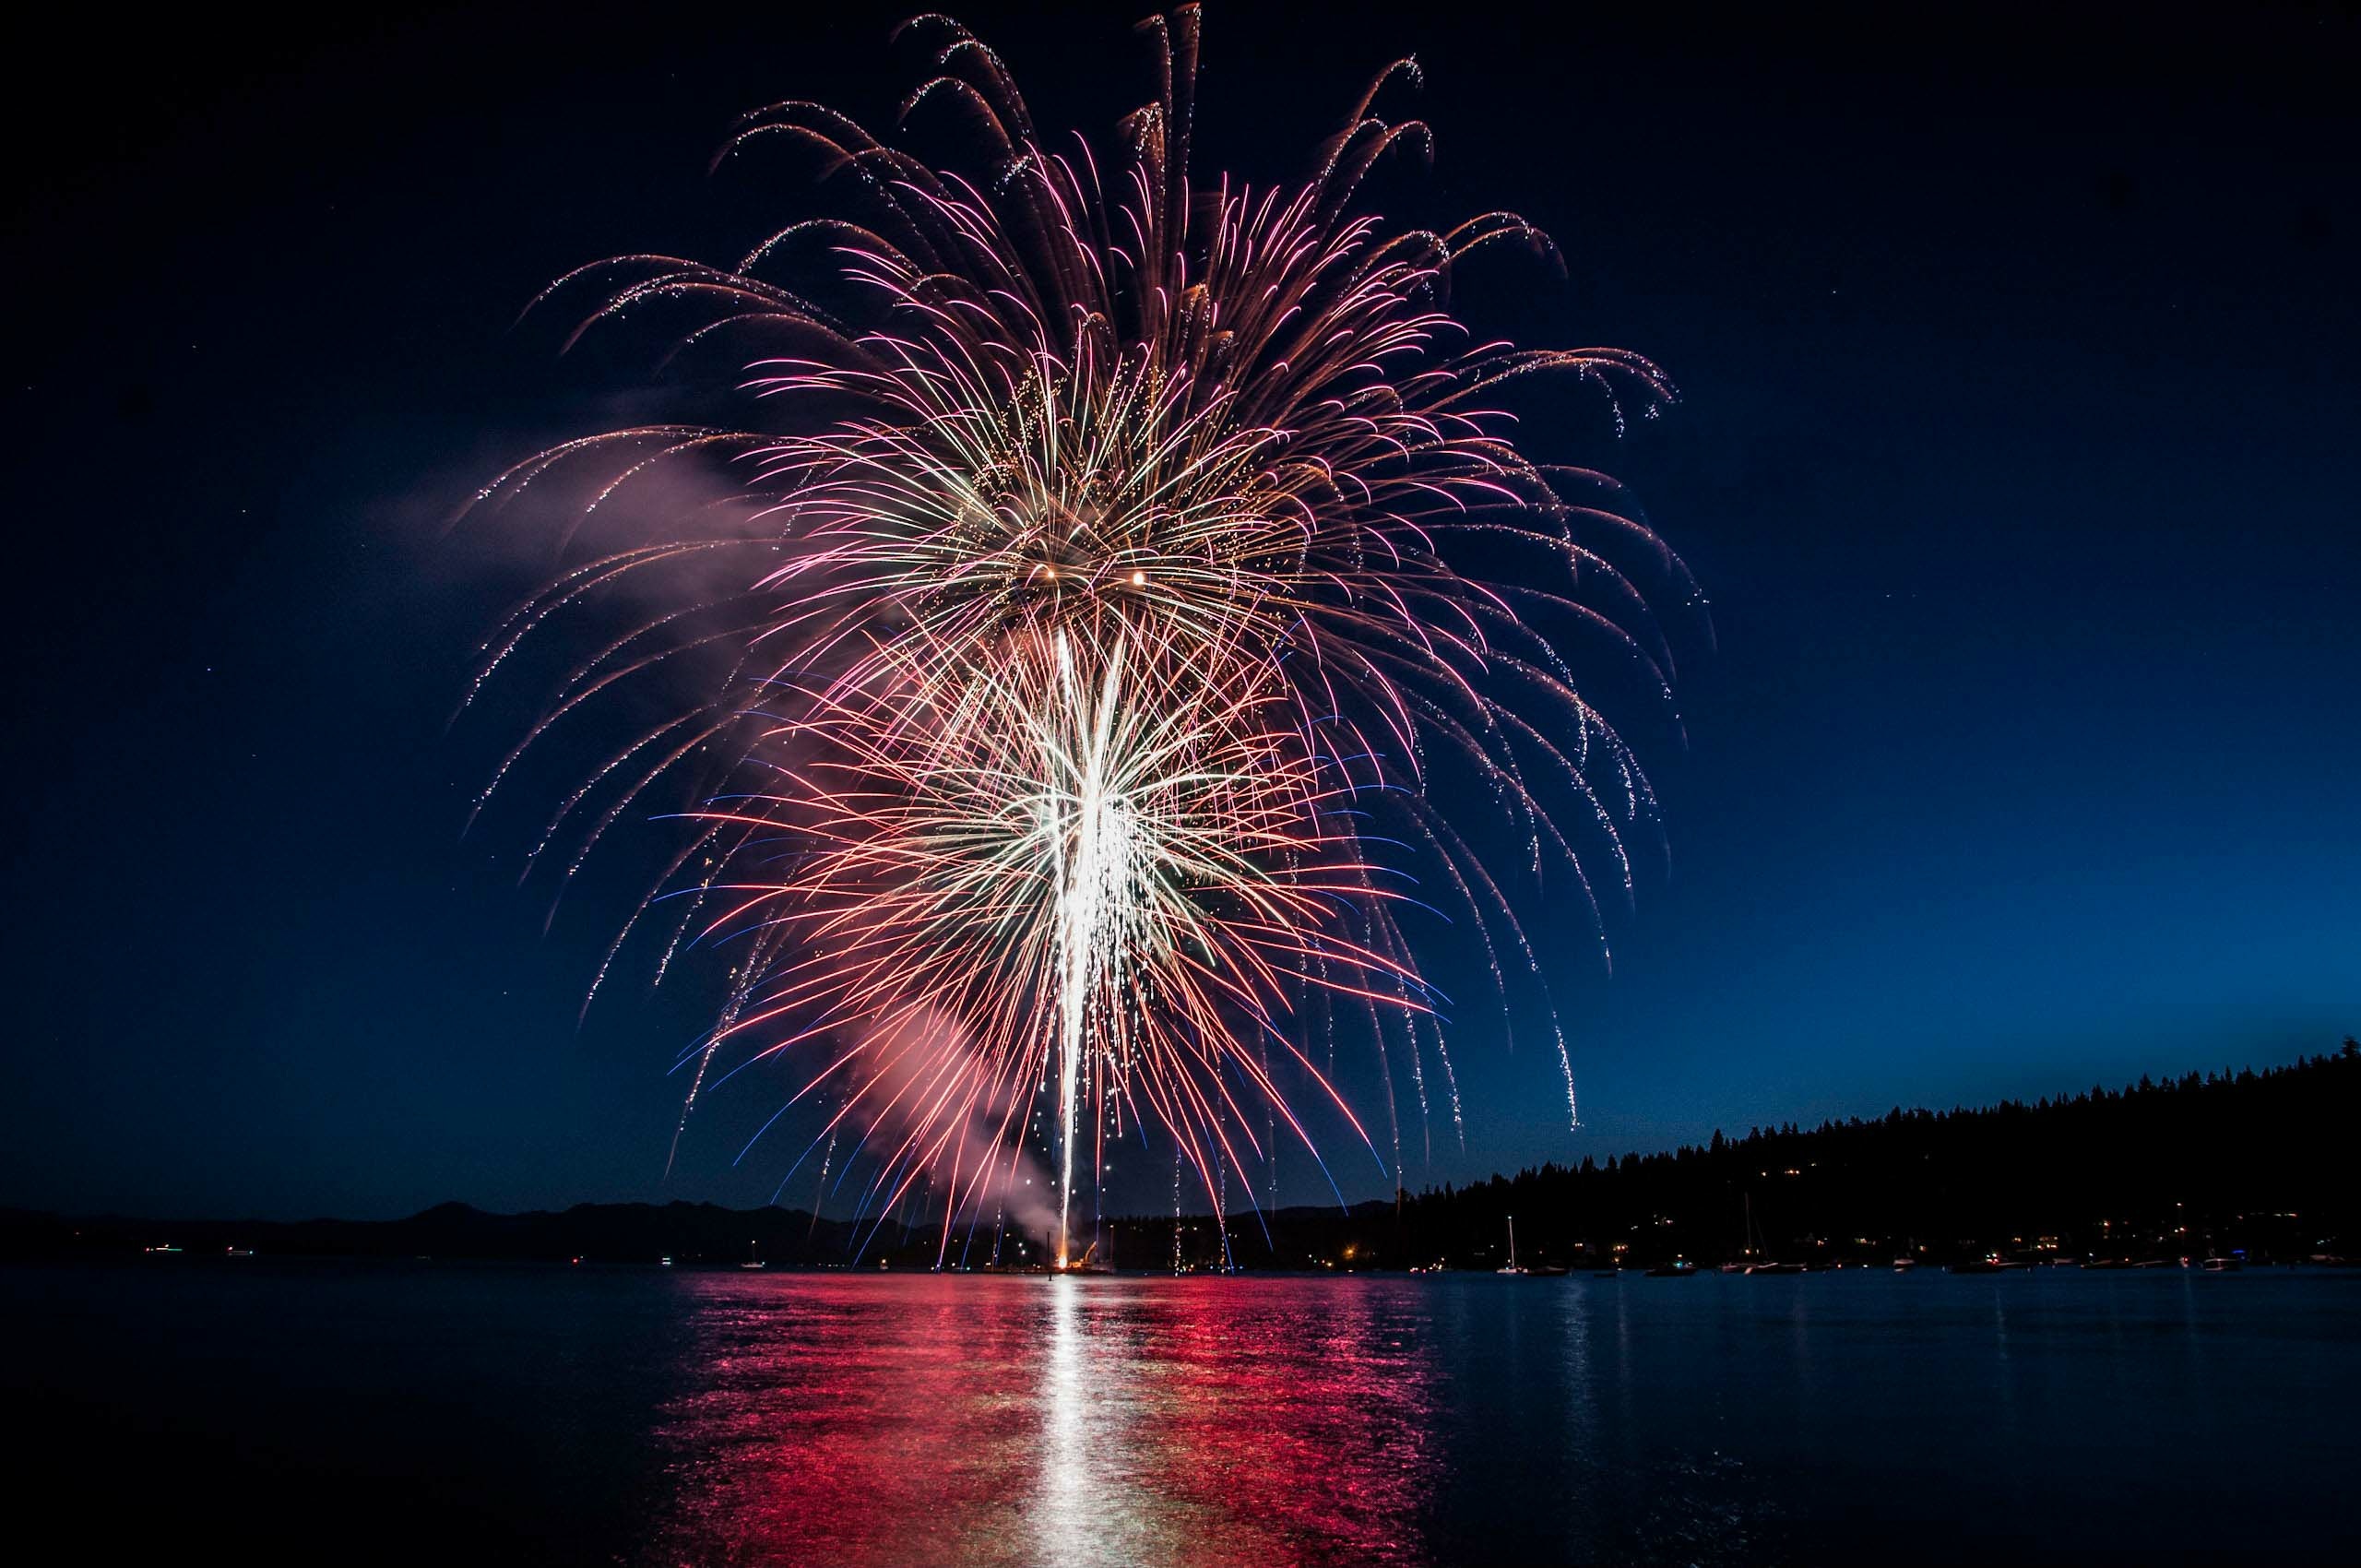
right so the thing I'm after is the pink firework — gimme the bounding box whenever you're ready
[461,7,1699,1265]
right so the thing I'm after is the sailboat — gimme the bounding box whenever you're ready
[740,1239,766,1270]
[1721,1193,1759,1272]
[1497,1216,1527,1275]
[1738,1192,1809,1274]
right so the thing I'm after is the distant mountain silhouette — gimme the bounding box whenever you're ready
[0,1198,875,1267]
[8,1040,2354,1271]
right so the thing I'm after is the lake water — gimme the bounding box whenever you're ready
[6,1261,2354,1563]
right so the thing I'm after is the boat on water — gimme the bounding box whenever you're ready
[1892,1257,1917,1271]
[1951,1253,2032,1274]
[2201,1256,2243,1272]
[1053,1251,1115,1276]
[1645,1259,1698,1277]
[740,1240,766,1270]
[1731,1194,1804,1274]
[1496,1216,1526,1276]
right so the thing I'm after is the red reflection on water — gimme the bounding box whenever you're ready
[648,1274,1440,1567]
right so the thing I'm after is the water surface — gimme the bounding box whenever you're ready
[6,1262,2353,1563]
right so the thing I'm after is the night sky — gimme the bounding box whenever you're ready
[6,2,2354,1221]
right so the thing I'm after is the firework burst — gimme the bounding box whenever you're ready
[461,6,1701,1265]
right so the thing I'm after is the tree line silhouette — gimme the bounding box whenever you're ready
[9,1041,2353,1270]
[1145,1039,2360,1270]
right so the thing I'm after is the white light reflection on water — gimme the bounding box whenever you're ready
[1038,1273,1109,1566]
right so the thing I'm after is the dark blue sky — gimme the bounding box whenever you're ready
[5,2,2354,1219]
